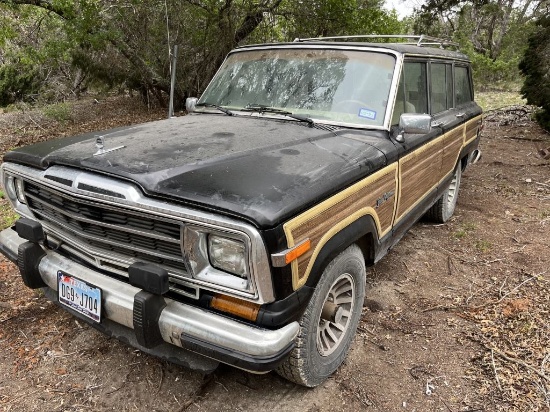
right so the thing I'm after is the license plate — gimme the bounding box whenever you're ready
[57,271,102,322]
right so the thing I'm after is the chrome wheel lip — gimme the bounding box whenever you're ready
[316,273,355,357]
[446,168,461,208]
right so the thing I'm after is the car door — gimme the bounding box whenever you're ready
[430,61,464,186]
[392,58,481,237]
[392,60,444,225]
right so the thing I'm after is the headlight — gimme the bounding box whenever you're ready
[183,226,253,294]
[208,235,247,278]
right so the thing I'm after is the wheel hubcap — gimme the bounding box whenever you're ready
[316,273,355,356]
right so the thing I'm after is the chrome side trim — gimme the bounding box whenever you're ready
[1,227,298,359]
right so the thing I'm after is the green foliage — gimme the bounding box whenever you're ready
[42,102,73,123]
[278,0,402,39]
[520,15,550,131]
[412,0,543,92]
[0,0,402,109]
[0,4,79,104]
[465,46,522,88]
[0,61,42,105]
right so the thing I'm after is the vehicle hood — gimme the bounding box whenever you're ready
[4,114,394,228]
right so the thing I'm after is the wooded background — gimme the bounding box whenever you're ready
[0,0,549,127]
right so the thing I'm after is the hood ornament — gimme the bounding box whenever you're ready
[93,135,125,156]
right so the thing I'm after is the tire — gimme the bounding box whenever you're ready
[425,163,462,223]
[276,244,366,387]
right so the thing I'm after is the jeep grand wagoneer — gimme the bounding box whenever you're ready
[0,35,482,387]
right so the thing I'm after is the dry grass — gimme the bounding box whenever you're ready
[0,95,166,157]
[476,91,526,112]
[463,273,549,410]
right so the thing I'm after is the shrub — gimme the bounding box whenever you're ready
[519,15,550,131]
[0,63,42,106]
[42,102,73,123]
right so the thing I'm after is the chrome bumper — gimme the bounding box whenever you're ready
[0,227,299,373]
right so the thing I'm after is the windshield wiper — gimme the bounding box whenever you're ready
[195,102,234,116]
[242,104,314,126]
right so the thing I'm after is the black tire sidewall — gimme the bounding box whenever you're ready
[300,245,366,386]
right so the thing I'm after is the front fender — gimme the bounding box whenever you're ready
[304,214,380,289]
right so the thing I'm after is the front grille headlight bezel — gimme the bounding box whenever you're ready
[4,175,17,201]
[1,163,274,303]
[14,178,26,204]
[2,172,26,206]
[183,225,255,294]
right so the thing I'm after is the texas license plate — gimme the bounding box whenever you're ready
[57,271,102,322]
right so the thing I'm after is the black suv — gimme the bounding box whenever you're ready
[0,35,482,387]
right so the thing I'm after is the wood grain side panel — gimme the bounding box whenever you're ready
[465,115,482,144]
[396,137,444,219]
[396,124,466,221]
[282,116,481,291]
[441,127,465,177]
[283,165,397,289]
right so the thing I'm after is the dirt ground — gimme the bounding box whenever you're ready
[0,97,548,412]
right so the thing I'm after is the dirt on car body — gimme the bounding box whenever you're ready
[0,98,549,411]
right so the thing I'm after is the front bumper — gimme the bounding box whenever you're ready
[0,226,299,373]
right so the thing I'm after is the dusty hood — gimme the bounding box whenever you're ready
[4,113,394,227]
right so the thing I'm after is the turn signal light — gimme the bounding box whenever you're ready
[210,294,260,321]
[285,239,311,264]
[271,238,311,267]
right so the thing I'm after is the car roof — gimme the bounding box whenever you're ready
[234,35,471,63]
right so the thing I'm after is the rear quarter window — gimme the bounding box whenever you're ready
[455,66,473,106]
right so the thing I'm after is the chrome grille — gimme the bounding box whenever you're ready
[24,181,186,275]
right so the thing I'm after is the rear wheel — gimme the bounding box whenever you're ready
[425,163,462,223]
[276,244,366,387]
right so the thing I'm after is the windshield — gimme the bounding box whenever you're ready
[198,48,396,127]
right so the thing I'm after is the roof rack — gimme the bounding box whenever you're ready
[293,34,459,50]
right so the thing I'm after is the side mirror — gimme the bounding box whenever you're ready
[400,113,432,134]
[395,113,432,143]
[186,97,198,113]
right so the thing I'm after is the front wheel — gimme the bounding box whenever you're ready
[276,244,366,387]
[425,163,462,223]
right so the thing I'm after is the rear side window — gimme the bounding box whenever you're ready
[455,66,472,106]
[430,63,453,114]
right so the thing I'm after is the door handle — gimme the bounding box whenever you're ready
[431,121,445,128]
[456,113,465,118]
